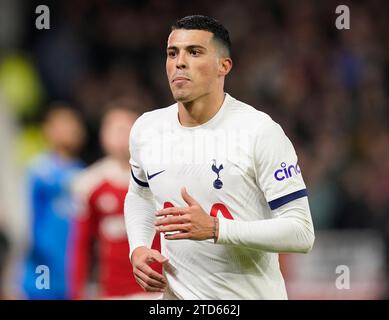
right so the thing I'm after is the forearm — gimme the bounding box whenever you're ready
[124,190,157,259]
[216,197,315,253]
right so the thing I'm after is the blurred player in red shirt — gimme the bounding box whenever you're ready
[70,102,161,299]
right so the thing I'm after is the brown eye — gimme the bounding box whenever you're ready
[190,50,200,56]
[168,51,176,58]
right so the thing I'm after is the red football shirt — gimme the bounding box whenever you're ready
[70,158,161,298]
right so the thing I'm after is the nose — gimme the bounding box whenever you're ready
[176,51,187,69]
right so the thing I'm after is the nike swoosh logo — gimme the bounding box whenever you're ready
[147,170,165,180]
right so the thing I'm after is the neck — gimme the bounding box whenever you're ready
[110,154,130,170]
[52,147,74,161]
[118,157,130,170]
[178,90,225,127]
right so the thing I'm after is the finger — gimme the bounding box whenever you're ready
[157,223,191,233]
[134,274,165,292]
[155,215,189,226]
[181,187,198,206]
[133,269,166,289]
[149,249,169,264]
[164,232,191,240]
[137,263,167,284]
[156,207,188,217]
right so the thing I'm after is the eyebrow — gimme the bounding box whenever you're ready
[166,45,207,51]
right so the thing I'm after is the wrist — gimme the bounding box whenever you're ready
[131,245,148,262]
[212,216,219,242]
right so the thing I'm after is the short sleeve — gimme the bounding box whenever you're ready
[254,120,307,210]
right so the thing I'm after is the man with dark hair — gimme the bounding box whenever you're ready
[171,15,232,57]
[125,15,314,299]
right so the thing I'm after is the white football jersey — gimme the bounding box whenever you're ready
[129,93,307,299]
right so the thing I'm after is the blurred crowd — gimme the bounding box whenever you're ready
[0,0,389,299]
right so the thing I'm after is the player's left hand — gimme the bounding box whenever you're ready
[155,187,217,241]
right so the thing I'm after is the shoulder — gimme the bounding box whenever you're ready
[73,157,129,199]
[129,104,177,151]
[131,103,177,135]
[29,152,51,168]
[226,94,279,133]
[72,158,110,200]
[27,153,55,179]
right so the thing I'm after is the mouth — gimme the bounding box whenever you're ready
[172,77,190,83]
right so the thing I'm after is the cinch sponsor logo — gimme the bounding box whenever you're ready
[274,162,301,181]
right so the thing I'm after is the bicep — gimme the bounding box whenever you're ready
[254,121,307,212]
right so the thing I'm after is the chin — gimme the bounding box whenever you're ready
[173,91,191,102]
[175,96,190,103]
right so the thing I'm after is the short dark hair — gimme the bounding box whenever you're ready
[171,15,231,57]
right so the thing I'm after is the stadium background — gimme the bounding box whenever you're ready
[0,0,388,299]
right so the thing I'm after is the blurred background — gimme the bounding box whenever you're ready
[0,0,388,299]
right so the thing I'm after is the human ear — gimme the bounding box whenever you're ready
[218,57,233,76]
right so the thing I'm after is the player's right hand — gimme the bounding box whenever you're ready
[131,246,168,293]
